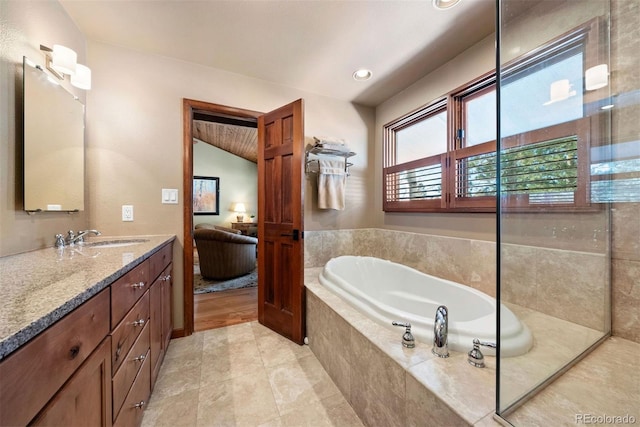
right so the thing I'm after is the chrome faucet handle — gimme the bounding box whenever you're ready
[392,321,415,348]
[55,234,66,248]
[67,230,76,245]
[467,338,496,368]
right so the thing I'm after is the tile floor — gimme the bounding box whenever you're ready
[141,321,364,427]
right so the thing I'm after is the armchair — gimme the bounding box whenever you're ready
[193,228,257,280]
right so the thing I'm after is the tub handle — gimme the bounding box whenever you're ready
[392,321,415,348]
[468,338,496,368]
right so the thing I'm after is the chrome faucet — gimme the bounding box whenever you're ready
[55,229,101,248]
[72,229,101,244]
[432,305,449,358]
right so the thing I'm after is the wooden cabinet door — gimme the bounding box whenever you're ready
[149,278,163,389]
[32,337,112,427]
[257,99,305,344]
[161,264,173,351]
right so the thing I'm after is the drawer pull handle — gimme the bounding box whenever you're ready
[133,319,146,327]
[161,274,171,281]
[134,354,146,362]
[131,282,145,289]
[133,401,145,409]
[69,345,81,359]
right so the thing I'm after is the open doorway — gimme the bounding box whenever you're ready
[182,99,263,335]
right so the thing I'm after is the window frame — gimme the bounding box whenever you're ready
[382,17,604,213]
[383,98,448,212]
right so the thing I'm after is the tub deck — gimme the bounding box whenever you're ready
[305,267,639,426]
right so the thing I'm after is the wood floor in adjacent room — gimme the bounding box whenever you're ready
[194,286,258,332]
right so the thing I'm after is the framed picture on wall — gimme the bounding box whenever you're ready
[193,176,220,215]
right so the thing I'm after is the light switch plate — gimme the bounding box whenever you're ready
[162,189,178,204]
[122,205,134,221]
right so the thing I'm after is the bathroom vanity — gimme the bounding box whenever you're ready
[0,235,175,426]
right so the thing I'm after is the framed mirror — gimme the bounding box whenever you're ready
[23,57,85,212]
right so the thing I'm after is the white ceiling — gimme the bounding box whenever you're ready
[60,0,495,107]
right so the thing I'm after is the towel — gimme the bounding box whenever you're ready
[317,160,346,210]
[313,136,351,153]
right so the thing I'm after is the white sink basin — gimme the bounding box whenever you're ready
[83,239,149,248]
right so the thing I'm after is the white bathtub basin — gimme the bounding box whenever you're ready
[319,256,532,357]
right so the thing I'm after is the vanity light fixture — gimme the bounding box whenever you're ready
[585,64,609,91]
[543,79,576,105]
[71,63,92,90]
[433,0,462,10]
[353,69,372,81]
[40,44,91,90]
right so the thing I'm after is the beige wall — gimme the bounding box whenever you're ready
[193,142,258,228]
[85,41,375,329]
[0,0,89,257]
[373,35,497,242]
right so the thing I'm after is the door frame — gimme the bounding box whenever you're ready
[182,99,262,336]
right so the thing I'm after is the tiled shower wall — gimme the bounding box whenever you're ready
[304,228,619,337]
[610,0,640,344]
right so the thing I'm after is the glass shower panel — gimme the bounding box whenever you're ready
[497,0,612,418]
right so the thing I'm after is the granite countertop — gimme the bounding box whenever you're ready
[0,234,176,361]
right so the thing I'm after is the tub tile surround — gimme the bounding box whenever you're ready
[305,228,616,335]
[305,271,497,426]
[305,228,638,425]
[306,267,640,427]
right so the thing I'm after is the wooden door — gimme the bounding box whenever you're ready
[257,99,305,344]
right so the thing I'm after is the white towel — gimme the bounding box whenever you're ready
[317,160,346,210]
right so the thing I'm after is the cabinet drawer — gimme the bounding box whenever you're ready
[111,260,150,329]
[149,243,172,283]
[111,291,150,373]
[0,289,110,427]
[32,337,112,427]
[112,321,150,421]
[113,351,151,427]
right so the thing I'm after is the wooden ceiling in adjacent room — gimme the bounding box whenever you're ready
[193,120,257,163]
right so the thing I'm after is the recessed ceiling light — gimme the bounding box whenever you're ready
[433,0,461,10]
[353,69,372,81]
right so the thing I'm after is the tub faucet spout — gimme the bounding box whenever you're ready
[432,305,449,358]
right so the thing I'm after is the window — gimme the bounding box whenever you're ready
[383,99,448,211]
[383,19,602,213]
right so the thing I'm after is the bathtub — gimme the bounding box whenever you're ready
[318,256,532,357]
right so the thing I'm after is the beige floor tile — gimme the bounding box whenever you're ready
[165,333,204,360]
[252,322,311,367]
[141,389,199,427]
[151,364,202,401]
[202,321,256,350]
[200,339,265,387]
[147,322,364,427]
[266,354,341,414]
[276,394,364,427]
[197,370,280,427]
[159,346,203,376]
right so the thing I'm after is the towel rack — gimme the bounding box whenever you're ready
[305,146,356,176]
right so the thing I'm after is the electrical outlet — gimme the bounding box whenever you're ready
[122,205,134,222]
